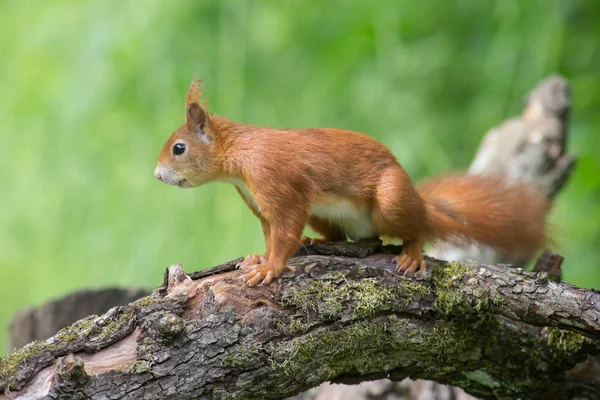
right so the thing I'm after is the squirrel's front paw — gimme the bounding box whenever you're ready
[236,254,267,269]
[240,264,280,286]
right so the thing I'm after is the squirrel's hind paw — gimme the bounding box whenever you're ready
[393,254,429,276]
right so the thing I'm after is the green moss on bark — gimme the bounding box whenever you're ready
[266,315,481,385]
[278,272,433,336]
[546,327,588,359]
[284,280,344,320]
[432,262,499,315]
[222,343,263,369]
[464,370,501,388]
[0,341,46,394]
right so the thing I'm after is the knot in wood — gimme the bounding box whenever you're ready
[56,354,89,388]
[149,312,186,342]
[535,271,549,286]
[169,263,187,281]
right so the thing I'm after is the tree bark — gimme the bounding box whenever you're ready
[1,241,599,400]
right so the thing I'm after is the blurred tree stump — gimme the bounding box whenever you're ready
[8,289,148,352]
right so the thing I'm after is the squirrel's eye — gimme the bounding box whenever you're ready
[173,143,186,155]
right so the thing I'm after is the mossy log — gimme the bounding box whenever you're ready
[1,241,599,400]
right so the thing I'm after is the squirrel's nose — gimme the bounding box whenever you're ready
[154,167,163,181]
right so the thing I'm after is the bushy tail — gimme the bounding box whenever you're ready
[416,174,550,260]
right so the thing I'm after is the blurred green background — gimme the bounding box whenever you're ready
[1,0,599,354]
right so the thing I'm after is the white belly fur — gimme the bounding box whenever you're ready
[227,179,377,240]
[310,195,377,241]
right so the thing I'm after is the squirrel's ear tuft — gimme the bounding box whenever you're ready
[187,102,207,128]
[185,80,212,141]
[186,80,203,107]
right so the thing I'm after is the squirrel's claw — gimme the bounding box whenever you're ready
[237,254,267,269]
[243,269,264,287]
[393,254,428,276]
[240,264,279,287]
[260,271,275,286]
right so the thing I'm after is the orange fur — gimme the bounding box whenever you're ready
[417,175,550,261]
[155,80,551,286]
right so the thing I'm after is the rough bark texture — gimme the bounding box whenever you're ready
[1,241,599,400]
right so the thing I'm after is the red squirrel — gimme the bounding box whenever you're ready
[154,80,549,286]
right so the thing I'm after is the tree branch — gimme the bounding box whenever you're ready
[2,242,599,400]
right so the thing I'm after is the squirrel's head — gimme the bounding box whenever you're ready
[154,80,220,188]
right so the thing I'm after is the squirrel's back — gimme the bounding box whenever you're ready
[225,124,404,198]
